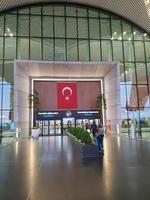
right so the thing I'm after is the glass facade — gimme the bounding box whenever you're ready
[0,3,150,140]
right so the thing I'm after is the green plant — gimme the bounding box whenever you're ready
[28,90,40,111]
[96,94,107,110]
[28,90,40,127]
[68,126,92,144]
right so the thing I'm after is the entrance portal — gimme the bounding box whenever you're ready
[14,61,120,137]
[34,79,102,136]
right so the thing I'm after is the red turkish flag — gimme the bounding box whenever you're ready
[57,82,78,109]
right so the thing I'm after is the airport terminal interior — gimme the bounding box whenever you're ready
[0,0,150,199]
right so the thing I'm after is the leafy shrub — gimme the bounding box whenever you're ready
[68,126,92,144]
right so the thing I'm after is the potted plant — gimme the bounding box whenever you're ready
[96,93,107,123]
[68,127,100,158]
[31,126,41,138]
[28,90,41,137]
[28,90,40,111]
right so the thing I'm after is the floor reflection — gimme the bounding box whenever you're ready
[0,131,16,145]
[1,135,150,200]
[0,136,15,145]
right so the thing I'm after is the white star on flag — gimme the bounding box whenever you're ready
[65,96,69,100]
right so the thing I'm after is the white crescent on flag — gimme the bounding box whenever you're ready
[57,82,77,108]
[62,87,72,96]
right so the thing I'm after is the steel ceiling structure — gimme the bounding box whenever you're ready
[0,0,150,34]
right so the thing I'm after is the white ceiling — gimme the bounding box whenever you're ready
[16,60,118,78]
[0,0,150,34]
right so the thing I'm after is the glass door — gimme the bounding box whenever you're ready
[49,120,62,135]
[55,120,61,135]
[75,118,100,133]
[49,120,55,135]
[43,121,49,135]
[36,120,62,136]
[63,118,75,130]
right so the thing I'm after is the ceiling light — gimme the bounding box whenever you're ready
[145,0,150,5]
[133,32,136,35]
[118,37,122,40]
[111,37,114,40]
[123,31,127,35]
[113,32,117,35]
[144,33,147,36]
[9,33,13,37]
[128,37,131,40]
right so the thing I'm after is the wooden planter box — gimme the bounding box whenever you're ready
[82,144,100,158]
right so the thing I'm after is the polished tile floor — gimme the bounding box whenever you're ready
[0,135,150,200]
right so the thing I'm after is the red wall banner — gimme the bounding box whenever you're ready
[34,81,100,111]
[57,82,78,109]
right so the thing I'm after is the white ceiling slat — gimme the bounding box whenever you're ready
[0,0,150,34]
